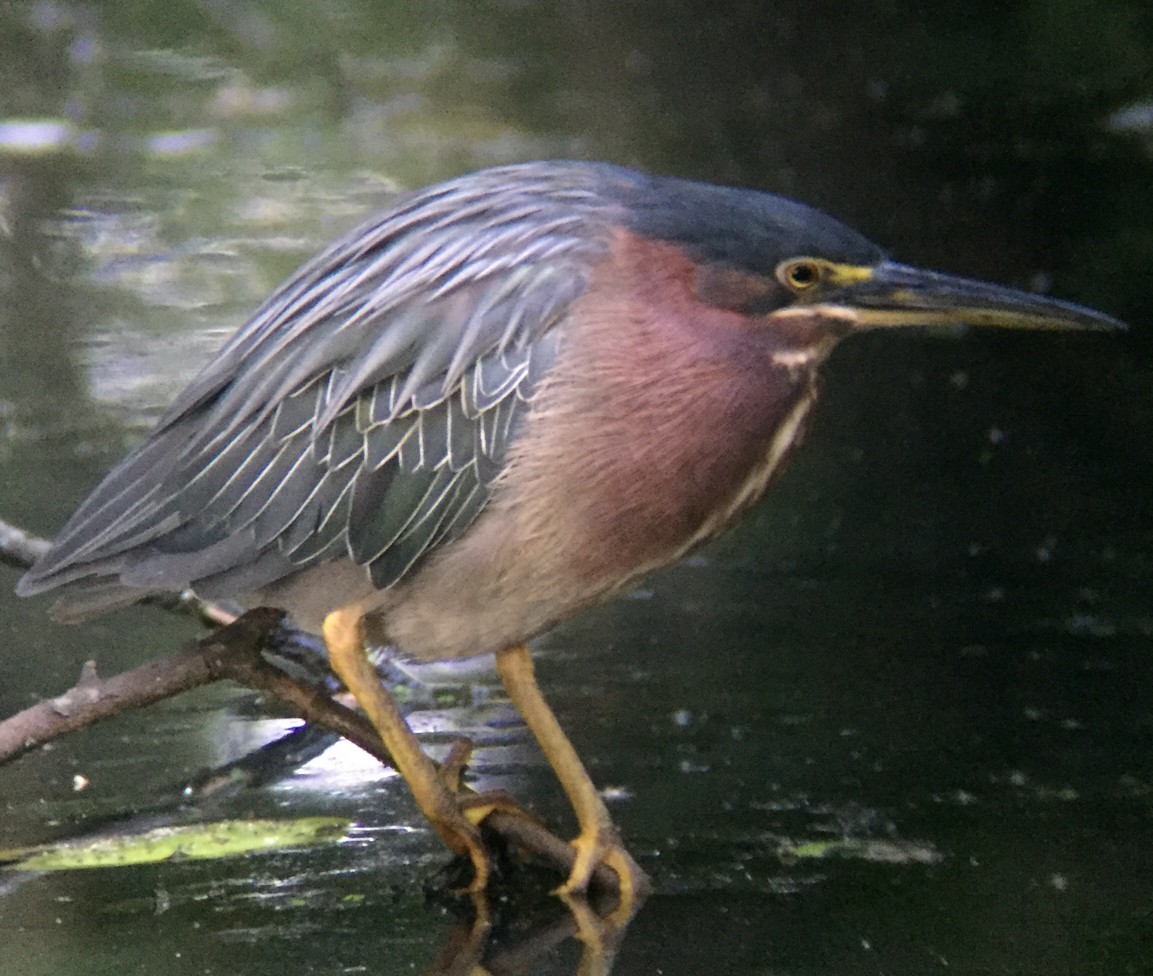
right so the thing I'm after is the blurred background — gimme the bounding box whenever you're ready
[0,2,1150,974]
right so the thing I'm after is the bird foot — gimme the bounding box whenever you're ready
[557,825,649,921]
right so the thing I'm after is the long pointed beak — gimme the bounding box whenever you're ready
[816,260,1126,333]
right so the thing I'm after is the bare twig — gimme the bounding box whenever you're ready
[0,518,49,570]
[0,608,325,765]
[2,633,210,763]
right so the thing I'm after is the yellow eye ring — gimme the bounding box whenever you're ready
[778,259,823,291]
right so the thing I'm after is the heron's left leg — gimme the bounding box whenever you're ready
[495,643,649,909]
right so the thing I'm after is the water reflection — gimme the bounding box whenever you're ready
[427,890,639,976]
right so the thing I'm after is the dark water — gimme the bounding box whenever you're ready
[1,2,1150,974]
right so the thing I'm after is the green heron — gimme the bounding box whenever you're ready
[17,161,1121,903]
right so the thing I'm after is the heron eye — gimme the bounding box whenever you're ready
[780,260,822,291]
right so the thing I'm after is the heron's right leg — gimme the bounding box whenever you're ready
[323,606,491,890]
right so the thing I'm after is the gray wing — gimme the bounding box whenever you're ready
[18,162,619,620]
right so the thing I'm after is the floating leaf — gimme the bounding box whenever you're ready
[777,837,942,865]
[0,817,350,872]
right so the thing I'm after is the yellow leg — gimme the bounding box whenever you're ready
[495,644,650,908]
[323,606,491,891]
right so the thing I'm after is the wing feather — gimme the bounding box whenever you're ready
[18,161,620,618]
